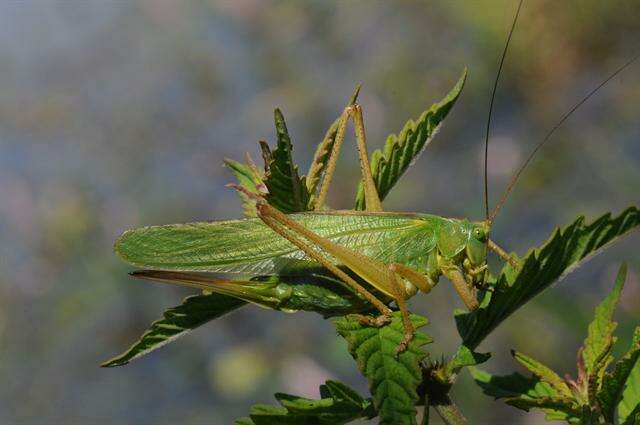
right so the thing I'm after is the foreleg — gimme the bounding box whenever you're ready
[442,265,479,311]
[488,239,519,269]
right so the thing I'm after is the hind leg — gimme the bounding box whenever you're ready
[314,104,383,212]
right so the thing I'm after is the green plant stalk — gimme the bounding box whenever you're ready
[420,398,429,425]
[432,398,468,425]
[417,361,469,425]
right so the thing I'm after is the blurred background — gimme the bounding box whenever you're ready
[1,1,639,423]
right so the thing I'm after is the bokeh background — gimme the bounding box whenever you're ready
[1,1,639,424]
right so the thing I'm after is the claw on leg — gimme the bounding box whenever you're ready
[443,266,479,311]
[396,328,415,354]
[350,313,413,354]
[352,313,392,328]
[387,263,415,354]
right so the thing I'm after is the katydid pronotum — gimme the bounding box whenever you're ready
[114,1,638,353]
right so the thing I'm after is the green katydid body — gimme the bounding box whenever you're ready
[116,211,490,312]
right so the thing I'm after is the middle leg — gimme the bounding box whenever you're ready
[488,239,519,269]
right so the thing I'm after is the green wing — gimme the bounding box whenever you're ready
[115,212,437,275]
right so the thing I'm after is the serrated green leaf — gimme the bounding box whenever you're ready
[598,327,640,422]
[305,118,341,208]
[543,409,583,424]
[456,207,640,349]
[103,270,380,366]
[102,293,245,367]
[262,109,310,213]
[225,158,265,217]
[472,263,639,424]
[621,404,640,425]
[334,312,432,425]
[244,404,294,425]
[239,380,374,425]
[274,393,367,419]
[471,368,580,420]
[583,264,626,382]
[583,264,627,408]
[505,396,578,414]
[322,380,368,407]
[274,394,342,414]
[445,345,491,375]
[355,70,466,210]
[306,86,361,207]
[618,339,640,424]
[512,351,573,399]
[470,367,560,400]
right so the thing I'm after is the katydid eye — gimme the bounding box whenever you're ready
[473,228,487,241]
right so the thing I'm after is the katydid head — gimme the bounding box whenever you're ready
[435,219,490,288]
[435,219,489,268]
[466,221,490,268]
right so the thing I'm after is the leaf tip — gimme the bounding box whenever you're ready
[616,262,628,284]
[100,357,125,368]
[222,157,239,168]
[455,67,468,91]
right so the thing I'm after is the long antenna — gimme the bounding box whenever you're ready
[484,0,524,221]
[489,52,640,224]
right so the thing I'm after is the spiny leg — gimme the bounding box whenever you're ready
[348,262,427,354]
[354,260,437,354]
[442,265,479,311]
[470,265,493,292]
[388,264,415,354]
[390,262,436,294]
[387,262,441,353]
[350,104,383,212]
[315,108,349,211]
[256,201,393,317]
[488,239,519,269]
[463,258,491,291]
[314,104,383,212]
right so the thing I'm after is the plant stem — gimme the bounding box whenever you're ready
[432,396,467,425]
[420,392,430,425]
[421,406,430,425]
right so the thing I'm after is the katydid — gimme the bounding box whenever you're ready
[116,99,502,352]
[114,0,638,353]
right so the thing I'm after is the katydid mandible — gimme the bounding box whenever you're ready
[114,0,638,353]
